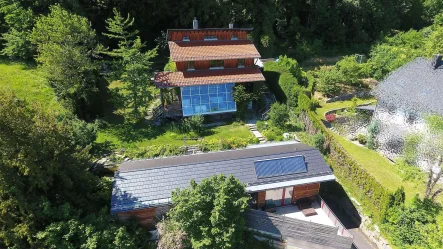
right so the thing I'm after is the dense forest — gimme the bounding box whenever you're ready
[1,0,442,248]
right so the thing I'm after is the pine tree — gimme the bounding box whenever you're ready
[103,8,157,122]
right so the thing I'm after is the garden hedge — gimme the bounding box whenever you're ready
[300,111,393,222]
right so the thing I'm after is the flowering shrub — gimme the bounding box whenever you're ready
[325,113,337,123]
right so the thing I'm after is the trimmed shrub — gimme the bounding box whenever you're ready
[297,93,312,111]
[299,111,393,222]
[263,56,307,107]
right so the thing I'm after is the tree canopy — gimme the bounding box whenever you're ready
[168,175,250,249]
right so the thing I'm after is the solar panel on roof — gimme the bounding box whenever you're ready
[254,156,307,179]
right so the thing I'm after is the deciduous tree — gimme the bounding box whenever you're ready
[169,175,250,249]
[31,4,102,119]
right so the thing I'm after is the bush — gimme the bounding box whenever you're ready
[262,127,284,141]
[312,133,325,153]
[125,145,186,159]
[199,137,252,152]
[314,66,344,96]
[336,55,367,85]
[357,134,367,145]
[256,120,267,132]
[268,103,288,129]
[168,115,204,135]
[325,113,336,123]
[183,115,204,134]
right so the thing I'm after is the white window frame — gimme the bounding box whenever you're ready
[231,34,238,40]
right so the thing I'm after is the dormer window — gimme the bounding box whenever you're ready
[183,36,190,41]
[238,59,245,68]
[210,60,224,69]
[231,34,238,40]
[187,61,195,71]
[204,35,218,41]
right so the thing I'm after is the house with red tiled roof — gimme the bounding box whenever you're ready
[154,18,265,118]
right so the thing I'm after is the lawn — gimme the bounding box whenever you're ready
[315,97,376,118]
[315,97,432,203]
[96,120,255,150]
[0,58,62,111]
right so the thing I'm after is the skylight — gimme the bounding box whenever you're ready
[254,156,307,179]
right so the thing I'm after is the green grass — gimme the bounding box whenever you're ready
[315,97,376,118]
[97,121,255,150]
[315,97,435,203]
[331,133,426,202]
[0,58,62,111]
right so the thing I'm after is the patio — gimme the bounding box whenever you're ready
[275,202,335,227]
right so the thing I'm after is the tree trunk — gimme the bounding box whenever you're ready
[431,188,443,201]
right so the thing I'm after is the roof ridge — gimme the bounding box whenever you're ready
[118,146,316,173]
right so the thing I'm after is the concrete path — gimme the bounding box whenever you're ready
[349,228,377,249]
[246,119,266,143]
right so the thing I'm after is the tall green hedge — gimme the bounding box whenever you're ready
[301,111,393,222]
[263,56,308,107]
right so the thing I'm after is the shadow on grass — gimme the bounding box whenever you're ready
[0,57,38,70]
[105,122,165,144]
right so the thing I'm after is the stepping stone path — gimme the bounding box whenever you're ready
[246,121,266,143]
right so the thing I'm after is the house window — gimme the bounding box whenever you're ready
[210,60,224,69]
[182,35,190,41]
[187,61,195,71]
[231,34,238,40]
[181,83,236,116]
[204,35,218,41]
[238,59,245,68]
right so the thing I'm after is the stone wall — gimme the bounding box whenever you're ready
[325,91,372,103]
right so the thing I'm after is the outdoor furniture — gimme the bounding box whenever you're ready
[296,198,317,217]
[264,203,277,213]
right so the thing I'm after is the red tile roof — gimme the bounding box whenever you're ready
[169,40,261,62]
[154,68,265,88]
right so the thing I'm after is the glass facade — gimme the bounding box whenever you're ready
[181,83,237,116]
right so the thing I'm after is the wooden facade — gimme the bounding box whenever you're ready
[292,183,320,202]
[172,59,254,72]
[257,191,266,208]
[116,207,157,228]
[169,30,248,41]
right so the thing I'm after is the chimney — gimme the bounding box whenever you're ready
[229,23,234,29]
[193,17,198,29]
[432,54,442,69]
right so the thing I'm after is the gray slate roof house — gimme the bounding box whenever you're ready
[111,141,335,214]
[373,56,443,115]
[245,210,354,249]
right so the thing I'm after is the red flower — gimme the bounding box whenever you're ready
[325,114,336,123]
